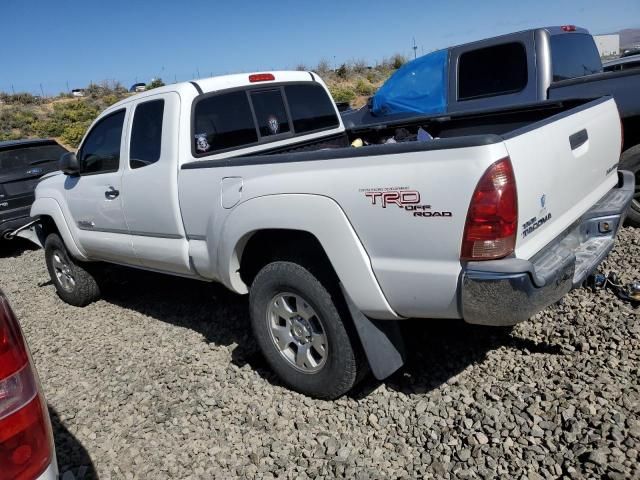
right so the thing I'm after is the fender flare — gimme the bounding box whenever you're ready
[215,194,400,320]
[31,197,88,261]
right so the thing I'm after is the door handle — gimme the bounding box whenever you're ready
[105,186,119,199]
[569,129,588,150]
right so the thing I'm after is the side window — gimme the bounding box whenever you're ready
[130,100,164,169]
[79,110,125,174]
[193,91,258,155]
[285,84,339,133]
[250,89,290,137]
[458,43,528,100]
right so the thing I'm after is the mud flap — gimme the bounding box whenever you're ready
[340,285,406,380]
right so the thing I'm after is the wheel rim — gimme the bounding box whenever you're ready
[51,249,75,292]
[266,292,328,373]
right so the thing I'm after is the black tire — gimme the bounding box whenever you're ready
[249,261,363,399]
[44,233,101,307]
[620,144,640,227]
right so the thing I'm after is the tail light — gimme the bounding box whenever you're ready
[461,157,518,260]
[249,73,275,83]
[561,25,577,32]
[0,293,53,480]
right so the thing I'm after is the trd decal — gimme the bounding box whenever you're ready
[359,187,452,218]
[364,190,421,208]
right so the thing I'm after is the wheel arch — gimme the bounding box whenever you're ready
[217,194,399,319]
[31,197,87,260]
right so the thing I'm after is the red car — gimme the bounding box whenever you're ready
[0,290,57,479]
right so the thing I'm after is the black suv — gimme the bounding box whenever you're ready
[0,139,67,238]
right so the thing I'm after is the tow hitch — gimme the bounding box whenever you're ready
[586,271,640,304]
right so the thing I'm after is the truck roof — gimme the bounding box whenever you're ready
[106,71,319,111]
[450,25,589,51]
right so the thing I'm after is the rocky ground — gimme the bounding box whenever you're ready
[1,228,639,479]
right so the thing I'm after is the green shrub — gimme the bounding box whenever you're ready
[0,130,22,141]
[31,100,99,141]
[0,92,41,105]
[335,63,350,79]
[61,121,92,147]
[329,85,356,104]
[146,78,165,90]
[392,54,407,69]
[0,107,38,133]
[355,79,376,96]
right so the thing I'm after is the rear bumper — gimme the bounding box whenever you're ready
[461,170,634,326]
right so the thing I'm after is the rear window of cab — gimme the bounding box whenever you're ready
[192,83,339,157]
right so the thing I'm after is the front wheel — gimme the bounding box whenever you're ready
[44,233,101,307]
[249,261,363,399]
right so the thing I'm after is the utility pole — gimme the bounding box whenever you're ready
[66,81,69,92]
[40,83,44,98]
[412,37,418,59]
[197,67,201,78]
[11,84,15,94]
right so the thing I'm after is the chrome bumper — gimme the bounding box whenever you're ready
[461,170,634,326]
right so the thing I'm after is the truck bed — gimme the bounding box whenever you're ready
[181,96,622,319]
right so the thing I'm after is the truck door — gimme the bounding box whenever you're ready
[120,92,190,274]
[64,108,138,263]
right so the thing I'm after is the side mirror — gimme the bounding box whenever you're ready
[59,152,80,175]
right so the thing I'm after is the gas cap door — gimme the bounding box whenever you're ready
[221,177,243,209]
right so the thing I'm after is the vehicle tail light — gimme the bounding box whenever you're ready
[0,294,53,480]
[461,157,518,261]
[249,73,275,83]
[561,25,577,32]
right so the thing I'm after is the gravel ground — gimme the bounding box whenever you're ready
[1,228,639,479]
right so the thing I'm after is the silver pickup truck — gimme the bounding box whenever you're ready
[29,71,633,398]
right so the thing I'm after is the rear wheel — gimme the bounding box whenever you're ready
[44,234,101,306]
[249,261,363,399]
[620,144,640,227]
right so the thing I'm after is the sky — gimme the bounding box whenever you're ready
[1,0,639,95]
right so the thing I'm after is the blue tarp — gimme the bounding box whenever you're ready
[372,49,449,116]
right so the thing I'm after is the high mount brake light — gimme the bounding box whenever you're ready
[561,25,577,32]
[249,73,275,83]
[0,294,53,480]
[461,157,518,261]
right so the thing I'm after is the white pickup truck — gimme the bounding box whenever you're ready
[29,71,633,398]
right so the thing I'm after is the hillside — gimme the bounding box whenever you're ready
[0,58,402,149]
[619,28,640,48]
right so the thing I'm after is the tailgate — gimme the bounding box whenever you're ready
[504,97,622,260]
